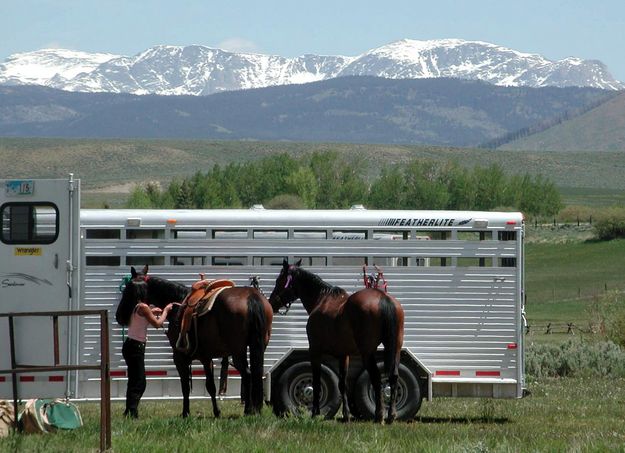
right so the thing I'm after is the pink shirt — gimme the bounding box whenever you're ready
[127,305,150,343]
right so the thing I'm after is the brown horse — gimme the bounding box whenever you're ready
[269,259,404,423]
[120,266,273,417]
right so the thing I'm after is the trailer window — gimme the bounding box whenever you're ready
[415,230,449,240]
[126,229,165,239]
[126,256,165,266]
[213,230,247,239]
[86,229,120,239]
[172,256,206,266]
[457,257,493,267]
[253,230,288,239]
[86,256,121,266]
[1,203,59,244]
[498,231,517,241]
[333,256,368,266]
[457,231,492,241]
[420,257,451,266]
[294,256,327,266]
[253,256,285,266]
[372,231,408,240]
[332,231,367,240]
[498,257,517,267]
[212,256,247,266]
[372,257,408,266]
[293,231,327,240]
[173,230,207,239]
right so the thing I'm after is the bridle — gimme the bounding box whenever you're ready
[274,267,296,315]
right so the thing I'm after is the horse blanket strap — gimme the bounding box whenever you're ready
[176,279,235,353]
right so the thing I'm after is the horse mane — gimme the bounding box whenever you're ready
[115,280,148,326]
[146,275,190,307]
[296,267,345,297]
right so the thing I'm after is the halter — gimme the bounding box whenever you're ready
[275,267,297,315]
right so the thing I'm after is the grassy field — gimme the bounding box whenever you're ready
[3,138,625,199]
[523,225,625,344]
[2,378,624,452]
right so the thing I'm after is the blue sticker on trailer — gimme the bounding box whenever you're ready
[5,180,34,196]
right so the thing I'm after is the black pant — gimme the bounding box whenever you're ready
[122,338,146,416]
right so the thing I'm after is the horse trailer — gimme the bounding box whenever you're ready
[1,177,526,418]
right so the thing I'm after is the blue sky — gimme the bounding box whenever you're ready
[3,0,625,81]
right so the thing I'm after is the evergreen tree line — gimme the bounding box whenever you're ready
[480,96,614,149]
[126,152,562,217]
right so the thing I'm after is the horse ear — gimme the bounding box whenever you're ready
[282,258,289,268]
[142,265,149,275]
[131,267,137,278]
[295,259,302,267]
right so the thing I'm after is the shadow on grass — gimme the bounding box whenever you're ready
[415,416,510,425]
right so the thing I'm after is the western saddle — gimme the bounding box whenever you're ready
[175,274,235,353]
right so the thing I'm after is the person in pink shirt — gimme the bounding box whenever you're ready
[116,279,173,418]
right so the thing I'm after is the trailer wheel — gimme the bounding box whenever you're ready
[352,362,422,421]
[272,362,341,419]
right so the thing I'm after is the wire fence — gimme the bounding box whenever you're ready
[525,322,598,336]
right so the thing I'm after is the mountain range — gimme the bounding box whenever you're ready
[0,77,615,147]
[1,39,623,96]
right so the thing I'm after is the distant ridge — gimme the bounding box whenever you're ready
[0,77,615,147]
[499,92,625,151]
[1,39,623,96]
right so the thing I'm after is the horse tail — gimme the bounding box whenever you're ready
[247,292,267,409]
[380,295,399,373]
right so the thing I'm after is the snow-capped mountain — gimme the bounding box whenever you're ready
[1,39,622,95]
[0,49,120,87]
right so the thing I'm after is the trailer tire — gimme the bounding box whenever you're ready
[272,362,341,419]
[352,362,422,421]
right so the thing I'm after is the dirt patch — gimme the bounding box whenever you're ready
[86,182,138,194]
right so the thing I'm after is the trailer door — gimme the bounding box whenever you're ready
[0,177,80,398]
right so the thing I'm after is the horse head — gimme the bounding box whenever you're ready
[116,271,149,326]
[269,258,301,314]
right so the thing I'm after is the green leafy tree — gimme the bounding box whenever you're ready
[286,167,318,208]
[474,164,506,210]
[126,185,152,208]
[309,151,367,208]
[175,180,194,208]
[402,160,450,209]
[367,166,406,209]
[445,161,476,210]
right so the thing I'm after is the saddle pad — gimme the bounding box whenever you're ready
[196,286,230,317]
[185,279,235,307]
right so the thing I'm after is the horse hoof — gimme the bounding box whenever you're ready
[181,412,189,418]
[339,416,351,423]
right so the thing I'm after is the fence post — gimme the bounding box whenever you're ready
[100,310,111,452]
[8,316,19,431]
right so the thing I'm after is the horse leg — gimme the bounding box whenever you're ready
[364,354,384,423]
[219,356,229,396]
[202,359,221,418]
[233,353,252,415]
[249,347,265,415]
[174,352,191,418]
[386,349,401,424]
[311,352,322,417]
[338,355,350,422]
